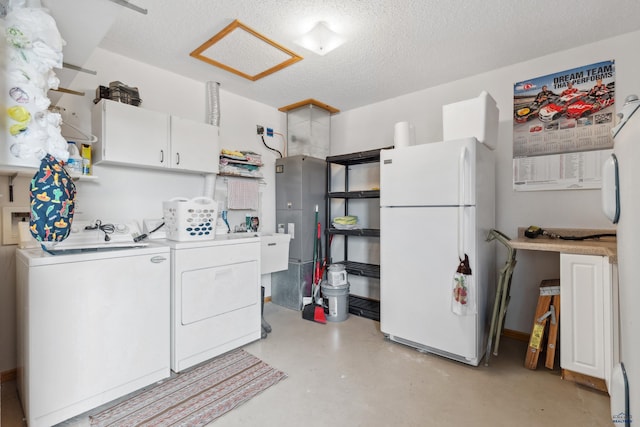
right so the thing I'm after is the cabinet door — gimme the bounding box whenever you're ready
[93,100,169,168]
[560,254,607,378]
[170,116,219,173]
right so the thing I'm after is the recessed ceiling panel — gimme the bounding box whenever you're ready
[190,19,303,81]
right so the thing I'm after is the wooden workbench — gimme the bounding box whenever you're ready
[508,227,617,263]
[508,227,617,392]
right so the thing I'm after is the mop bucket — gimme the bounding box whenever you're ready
[321,281,350,322]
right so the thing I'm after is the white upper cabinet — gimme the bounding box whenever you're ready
[92,100,169,168]
[169,116,219,174]
[92,100,219,174]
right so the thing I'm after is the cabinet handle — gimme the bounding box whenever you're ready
[268,243,276,246]
[160,149,164,163]
[176,152,180,165]
[150,256,167,263]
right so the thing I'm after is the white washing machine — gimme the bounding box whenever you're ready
[16,220,171,427]
[163,234,262,373]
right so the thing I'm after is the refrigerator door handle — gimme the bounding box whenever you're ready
[458,146,468,259]
[601,153,620,224]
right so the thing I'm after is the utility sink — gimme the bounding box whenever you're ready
[259,233,291,275]
[219,232,291,274]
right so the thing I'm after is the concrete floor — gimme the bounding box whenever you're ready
[2,302,611,426]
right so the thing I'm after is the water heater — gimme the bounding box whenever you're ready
[271,155,326,310]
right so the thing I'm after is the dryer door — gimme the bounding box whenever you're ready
[181,259,257,325]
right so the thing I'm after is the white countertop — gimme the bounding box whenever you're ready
[508,227,617,263]
[157,233,261,249]
[16,242,170,266]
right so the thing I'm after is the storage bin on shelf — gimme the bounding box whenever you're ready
[162,197,218,241]
[93,81,142,106]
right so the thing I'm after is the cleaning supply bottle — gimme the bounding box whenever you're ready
[66,142,82,175]
[81,144,92,175]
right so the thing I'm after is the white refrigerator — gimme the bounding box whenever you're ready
[603,94,639,426]
[380,137,495,366]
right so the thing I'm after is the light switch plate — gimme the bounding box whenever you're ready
[2,206,30,245]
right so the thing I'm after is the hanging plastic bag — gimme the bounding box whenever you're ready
[29,154,76,243]
[5,1,68,164]
[452,254,476,315]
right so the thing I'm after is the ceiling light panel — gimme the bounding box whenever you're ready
[294,21,344,56]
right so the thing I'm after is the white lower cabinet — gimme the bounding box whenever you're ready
[92,99,170,168]
[560,253,618,390]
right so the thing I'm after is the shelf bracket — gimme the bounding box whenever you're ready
[50,87,86,97]
[107,0,148,14]
[63,62,97,75]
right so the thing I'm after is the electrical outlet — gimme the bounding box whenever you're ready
[256,125,264,135]
[266,127,274,137]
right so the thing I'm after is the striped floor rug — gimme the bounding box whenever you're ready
[90,349,287,426]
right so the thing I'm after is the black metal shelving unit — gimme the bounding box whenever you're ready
[325,147,390,321]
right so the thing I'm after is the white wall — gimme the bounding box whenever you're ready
[331,30,640,333]
[0,48,286,373]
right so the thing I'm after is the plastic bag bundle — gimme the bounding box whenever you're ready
[5,0,68,163]
[452,254,476,316]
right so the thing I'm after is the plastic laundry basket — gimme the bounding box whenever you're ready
[163,197,218,241]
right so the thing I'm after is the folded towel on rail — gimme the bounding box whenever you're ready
[227,178,259,210]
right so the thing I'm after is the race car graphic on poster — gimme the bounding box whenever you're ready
[513,60,615,191]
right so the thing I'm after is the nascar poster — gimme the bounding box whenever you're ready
[513,60,615,191]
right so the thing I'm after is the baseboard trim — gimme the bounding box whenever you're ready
[1,369,16,383]
[502,328,530,343]
[562,369,608,394]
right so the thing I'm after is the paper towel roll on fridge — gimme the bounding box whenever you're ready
[394,121,415,148]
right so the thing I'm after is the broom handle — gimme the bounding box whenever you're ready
[316,222,322,284]
[312,206,319,291]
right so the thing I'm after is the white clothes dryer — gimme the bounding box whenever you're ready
[163,234,262,373]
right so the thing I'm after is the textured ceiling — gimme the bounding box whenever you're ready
[58,0,640,112]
